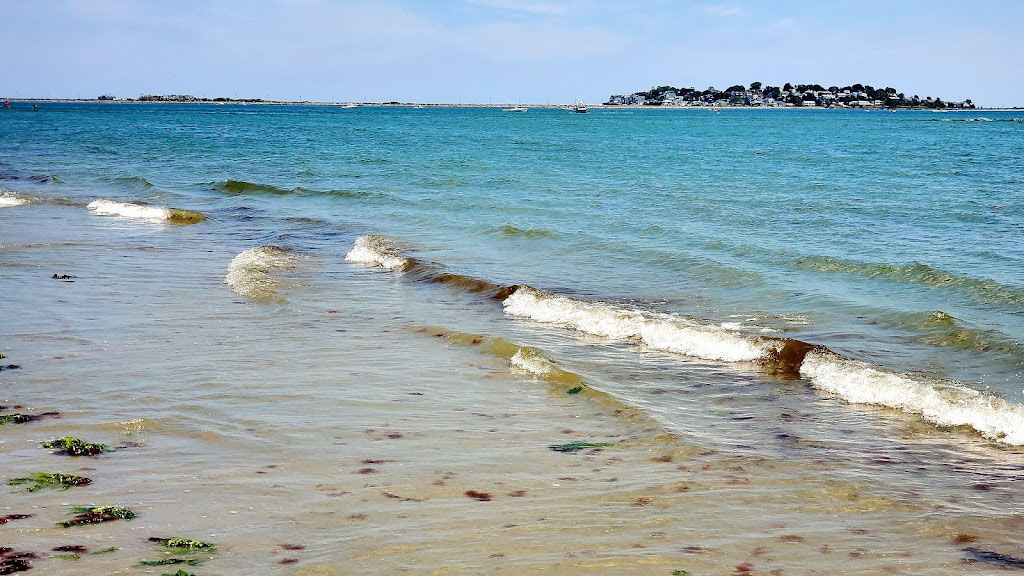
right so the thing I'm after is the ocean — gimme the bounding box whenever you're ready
[1,102,1022,574]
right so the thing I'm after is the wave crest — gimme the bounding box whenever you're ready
[795,255,1024,307]
[800,351,1024,445]
[502,285,773,363]
[225,246,297,300]
[345,235,411,271]
[491,225,555,239]
[0,192,29,208]
[87,199,205,224]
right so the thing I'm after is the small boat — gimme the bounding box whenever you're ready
[340,102,359,109]
[2,99,10,109]
[502,105,528,112]
[572,99,587,113]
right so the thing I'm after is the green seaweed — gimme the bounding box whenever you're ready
[0,411,60,425]
[59,506,136,528]
[55,553,81,560]
[162,570,196,576]
[149,537,215,550]
[139,558,202,566]
[672,570,690,576]
[566,385,584,394]
[9,472,92,492]
[91,547,119,555]
[42,437,110,456]
[548,441,614,453]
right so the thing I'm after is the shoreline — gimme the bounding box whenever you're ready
[6,98,1022,111]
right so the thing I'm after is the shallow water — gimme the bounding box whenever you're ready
[1,103,1023,574]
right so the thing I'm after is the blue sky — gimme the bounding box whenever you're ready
[4,0,1022,106]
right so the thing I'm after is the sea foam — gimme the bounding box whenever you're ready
[800,351,1024,445]
[352,235,1024,445]
[0,192,29,208]
[225,246,296,300]
[87,199,204,224]
[345,235,411,271]
[502,286,771,363]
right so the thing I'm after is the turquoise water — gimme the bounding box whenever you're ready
[3,103,1024,574]
[4,104,1022,391]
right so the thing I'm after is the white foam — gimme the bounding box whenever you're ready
[345,235,411,271]
[0,192,28,208]
[503,286,771,363]
[225,246,296,300]
[509,347,557,377]
[88,199,172,220]
[800,351,1024,445]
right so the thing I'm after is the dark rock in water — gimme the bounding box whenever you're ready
[963,547,1024,568]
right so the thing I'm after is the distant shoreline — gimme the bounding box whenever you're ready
[6,98,1022,111]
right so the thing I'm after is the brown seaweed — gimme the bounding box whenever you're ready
[464,490,492,501]
[0,548,38,575]
[0,515,33,526]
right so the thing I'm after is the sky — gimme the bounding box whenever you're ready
[3,0,1022,106]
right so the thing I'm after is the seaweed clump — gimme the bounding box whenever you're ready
[162,570,196,576]
[148,538,215,551]
[0,514,34,525]
[548,441,614,453]
[0,412,60,425]
[139,558,202,567]
[1,548,38,574]
[9,473,92,492]
[59,506,136,528]
[42,437,110,456]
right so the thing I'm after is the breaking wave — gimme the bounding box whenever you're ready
[353,236,1024,445]
[0,192,30,208]
[801,352,1024,445]
[87,199,205,224]
[225,246,297,301]
[345,235,411,270]
[794,255,1024,308]
[503,285,775,363]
